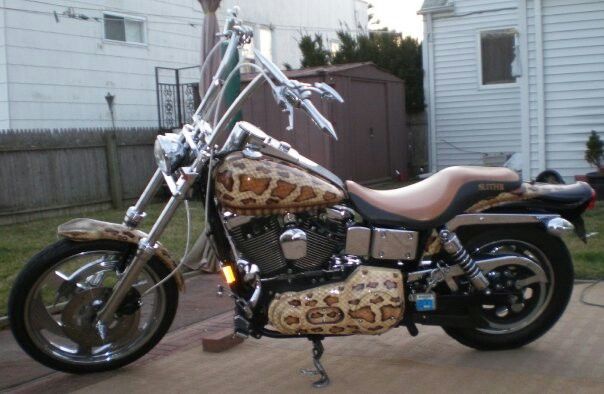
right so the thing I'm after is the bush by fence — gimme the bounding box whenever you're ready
[0,127,160,225]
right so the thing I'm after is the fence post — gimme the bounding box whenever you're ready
[104,129,123,209]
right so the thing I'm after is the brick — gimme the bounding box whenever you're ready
[201,328,244,353]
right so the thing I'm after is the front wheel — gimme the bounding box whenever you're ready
[8,239,179,373]
[443,226,573,350]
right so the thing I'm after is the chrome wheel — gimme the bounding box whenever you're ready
[443,228,573,350]
[474,240,553,334]
[23,250,167,365]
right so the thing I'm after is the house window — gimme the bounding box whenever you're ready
[258,26,273,61]
[480,29,519,85]
[104,13,145,44]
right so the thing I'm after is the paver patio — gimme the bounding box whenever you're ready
[3,283,604,393]
[0,274,232,392]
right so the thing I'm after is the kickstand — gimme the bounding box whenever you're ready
[300,337,330,388]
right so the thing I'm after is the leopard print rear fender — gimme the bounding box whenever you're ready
[214,152,345,216]
[268,266,404,335]
[57,218,185,291]
[424,181,594,255]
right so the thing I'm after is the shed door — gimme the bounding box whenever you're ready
[349,80,389,182]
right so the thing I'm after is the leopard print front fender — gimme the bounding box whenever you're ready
[57,218,184,291]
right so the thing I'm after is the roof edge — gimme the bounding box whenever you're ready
[417,4,454,15]
[240,61,376,82]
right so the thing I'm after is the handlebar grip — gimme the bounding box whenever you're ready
[299,99,338,140]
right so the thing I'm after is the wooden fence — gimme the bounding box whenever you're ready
[0,127,160,225]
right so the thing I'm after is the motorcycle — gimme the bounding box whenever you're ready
[8,9,596,388]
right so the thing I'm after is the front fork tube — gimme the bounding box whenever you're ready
[99,152,207,326]
[123,169,164,228]
[97,193,187,326]
[96,169,164,327]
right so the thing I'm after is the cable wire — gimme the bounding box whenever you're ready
[19,0,365,31]
[438,138,490,156]
[142,199,192,296]
[580,280,604,308]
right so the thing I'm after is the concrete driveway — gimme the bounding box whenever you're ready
[7,283,604,394]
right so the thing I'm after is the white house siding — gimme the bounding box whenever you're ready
[430,1,521,169]
[527,0,604,181]
[227,0,368,69]
[0,0,367,129]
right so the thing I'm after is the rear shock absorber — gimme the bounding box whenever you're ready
[439,229,490,291]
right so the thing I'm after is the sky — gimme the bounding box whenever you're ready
[368,0,424,40]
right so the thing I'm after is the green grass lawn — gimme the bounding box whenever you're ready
[0,201,205,316]
[0,202,602,316]
[564,205,604,279]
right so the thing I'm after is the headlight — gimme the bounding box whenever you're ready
[154,133,187,174]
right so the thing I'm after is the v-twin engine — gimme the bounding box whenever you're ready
[224,212,347,275]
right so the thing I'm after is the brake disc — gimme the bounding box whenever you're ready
[61,287,140,348]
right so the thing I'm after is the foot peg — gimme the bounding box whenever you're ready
[300,338,329,388]
[233,314,250,339]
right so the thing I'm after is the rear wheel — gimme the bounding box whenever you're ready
[8,239,179,373]
[443,226,573,350]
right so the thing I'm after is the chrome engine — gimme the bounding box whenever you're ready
[224,209,349,275]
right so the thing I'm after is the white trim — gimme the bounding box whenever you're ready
[1,0,11,128]
[476,27,519,90]
[417,4,455,15]
[425,13,437,172]
[102,11,148,46]
[102,39,148,48]
[102,11,146,21]
[519,0,531,180]
[534,0,546,172]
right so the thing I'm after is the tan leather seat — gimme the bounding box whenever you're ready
[346,166,521,228]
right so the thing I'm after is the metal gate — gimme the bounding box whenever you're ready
[155,66,201,130]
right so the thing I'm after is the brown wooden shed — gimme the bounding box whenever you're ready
[240,62,408,184]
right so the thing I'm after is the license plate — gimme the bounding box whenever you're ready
[414,293,436,311]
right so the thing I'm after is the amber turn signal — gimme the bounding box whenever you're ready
[222,265,236,285]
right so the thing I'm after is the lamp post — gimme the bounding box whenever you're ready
[104,92,123,209]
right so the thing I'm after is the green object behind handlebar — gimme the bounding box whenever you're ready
[222,41,242,130]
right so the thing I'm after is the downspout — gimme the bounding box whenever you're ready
[425,13,437,172]
[519,0,531,180]
[535,0,546,172]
